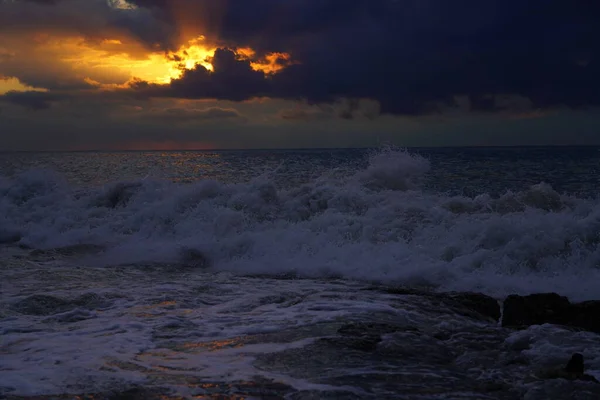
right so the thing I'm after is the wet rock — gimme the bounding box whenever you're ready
[502,293,600,333]
[539,353,599,383]
[564,353,599,383]
[565,353,584,377]
[367,287,501,322]
[524,380,600,400]
[502,293,571,327]
[446,292,501,322]
[569,301,600,334]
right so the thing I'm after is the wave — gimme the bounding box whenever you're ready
[1,148,599,300]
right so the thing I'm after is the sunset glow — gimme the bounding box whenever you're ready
[57,35,216,85]
[2,32,293,94]
[238,48,295,74]
[0,77,47,95]
[55,35,292,87]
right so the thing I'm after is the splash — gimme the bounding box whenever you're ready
[2,148,600,301]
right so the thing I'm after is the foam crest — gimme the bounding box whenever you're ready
[355,146,430,191]
[1,148,599,300]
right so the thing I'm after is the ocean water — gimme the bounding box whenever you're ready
[1,146,600,399]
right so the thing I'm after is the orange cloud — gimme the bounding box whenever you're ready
[15,33,293,90]
[251,52,295,74]
[236,48,295,74]
[0,77,48,95]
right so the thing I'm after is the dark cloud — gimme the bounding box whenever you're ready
[0,0,173,51]
[143,106,244,123]
[0,91,68,110]
[118,0,600,115]
[170,48,269,101]
[4,0,600,115]
[18,0,61,4]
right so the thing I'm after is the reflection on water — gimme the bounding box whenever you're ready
[130,300,180,318]
[180,338,245,352]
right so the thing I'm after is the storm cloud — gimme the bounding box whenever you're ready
[1,0,600,150]
[1,0,598,115]
[115,0,600,114]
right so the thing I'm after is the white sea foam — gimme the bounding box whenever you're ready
[1,147,599,300]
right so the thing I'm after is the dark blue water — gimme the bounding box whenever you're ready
[1,146,598,197]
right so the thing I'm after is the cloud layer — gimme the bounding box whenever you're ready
[2,0,599,115]
[0,0,599,150]
[123,0,600,114]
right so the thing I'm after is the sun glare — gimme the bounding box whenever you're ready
[55,35,292,87]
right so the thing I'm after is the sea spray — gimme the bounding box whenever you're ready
[1,148,599,300]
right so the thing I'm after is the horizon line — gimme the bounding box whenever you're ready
[1,144,600,153]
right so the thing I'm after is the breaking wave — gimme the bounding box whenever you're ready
[1,148,600,300]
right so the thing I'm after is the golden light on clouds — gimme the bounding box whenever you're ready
[252,52,294,74]
[107,0,138,10]
[0,28,293,94]
[237,48,295,74]
[0,77,47,95]
[55,36,292,87]
[58,35,216,85]
[167,36,216,74]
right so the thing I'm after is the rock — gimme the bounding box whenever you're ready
[569,301,600,334]
[502,293,600,334]
[367,287,501,322]
[564,353,599,383]
[565,353,584,377]
[447,292,501,322]
[502,293,571,328]
[541,353,600,383]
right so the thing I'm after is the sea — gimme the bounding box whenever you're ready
[1,146,600,399]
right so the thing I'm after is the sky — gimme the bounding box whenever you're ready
[0,0,599,150]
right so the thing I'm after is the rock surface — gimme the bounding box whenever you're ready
[378,287,502,322]
[3,258,600,400]
[502,293,600,333]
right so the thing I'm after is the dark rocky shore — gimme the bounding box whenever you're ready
[2,285,600,400]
